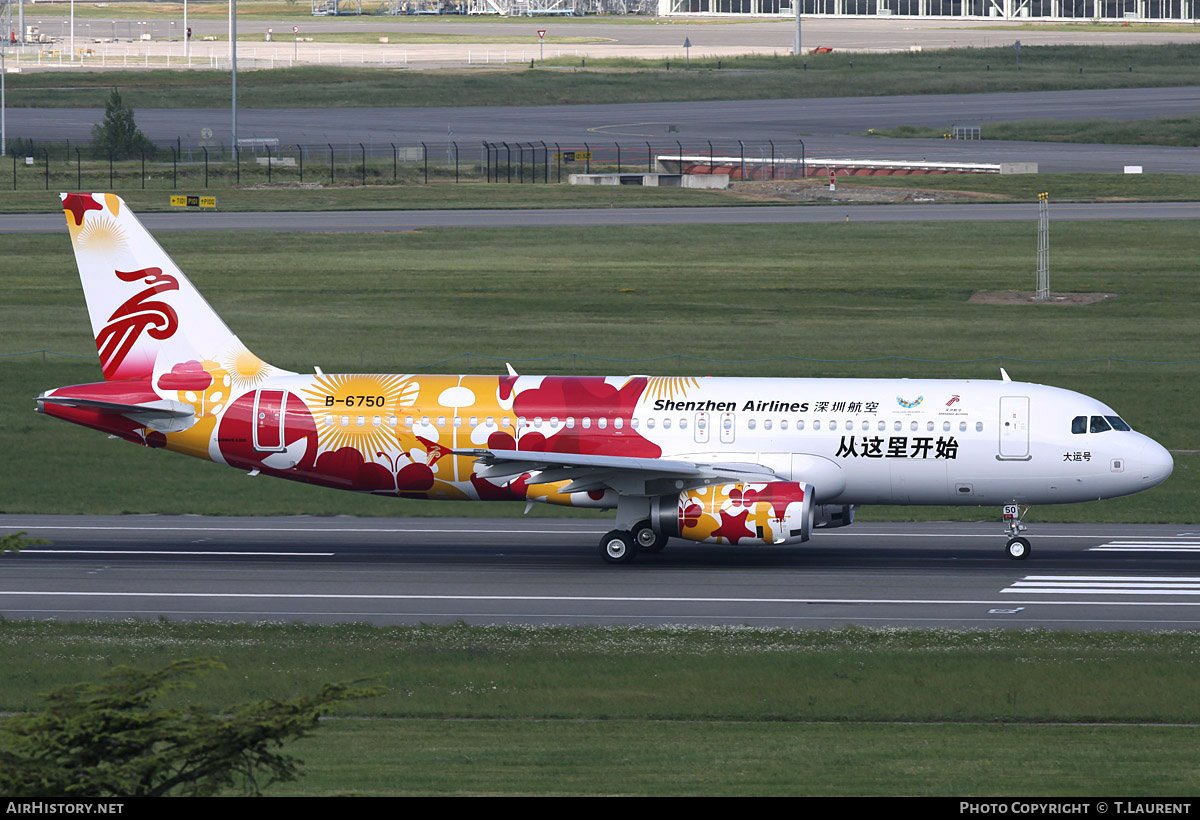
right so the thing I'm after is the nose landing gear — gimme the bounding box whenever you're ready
[1003,504,1031,560]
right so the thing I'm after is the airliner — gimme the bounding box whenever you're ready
[37,193,1174,563]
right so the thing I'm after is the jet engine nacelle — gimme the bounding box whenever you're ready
[813,504,856,529]
[651,481,814,546]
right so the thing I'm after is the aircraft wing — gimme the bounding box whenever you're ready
[453,447,778,496]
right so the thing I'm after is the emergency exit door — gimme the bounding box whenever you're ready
[998,396,1030,460]
[253,389,286,453]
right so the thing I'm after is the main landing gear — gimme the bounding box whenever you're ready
[599,521,668,564]
[1003,504,1031,560]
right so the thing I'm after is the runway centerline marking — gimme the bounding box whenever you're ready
[19,550,334,557]
[3,591,1200,608]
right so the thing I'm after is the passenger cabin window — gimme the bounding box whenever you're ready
[598,418,608,430]
[1072,416,1087,435]
[1090,416,1112,433]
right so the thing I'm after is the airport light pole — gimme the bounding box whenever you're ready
[792,0,802,56]
[230,0,237,148]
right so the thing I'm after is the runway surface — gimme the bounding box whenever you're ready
[6,201,1200,234]
[3,515,1200,630]
[14,87,1200,173]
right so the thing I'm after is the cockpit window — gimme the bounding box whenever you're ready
[1090,416,1112,433]
[1106,416,1132,431]
[1071,416,1087,435]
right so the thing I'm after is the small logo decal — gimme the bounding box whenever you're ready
[946,395,961,407]
[897,395,924,409]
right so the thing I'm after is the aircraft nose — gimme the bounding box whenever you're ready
[1137,439,1174,488]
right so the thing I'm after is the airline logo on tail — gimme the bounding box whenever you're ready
[96,267,180,380]
[60,192,283,386]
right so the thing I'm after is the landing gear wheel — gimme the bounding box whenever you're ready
[600,529,639,564]
[1006,537,1031,561]
[632,521,668,554]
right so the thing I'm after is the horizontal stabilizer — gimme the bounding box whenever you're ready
[37,394,195,434]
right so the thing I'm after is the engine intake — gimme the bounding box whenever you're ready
[651,481,814,547]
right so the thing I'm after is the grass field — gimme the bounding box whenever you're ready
[0,220,1194,521]
[867,116,1200,147]
[6,44,1200,108]
[2,622,1200,795]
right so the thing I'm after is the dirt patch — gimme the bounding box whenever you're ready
[968,290,1117,306]
[730,179,1004,203]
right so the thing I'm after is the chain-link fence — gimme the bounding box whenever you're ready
[3,138,822,190]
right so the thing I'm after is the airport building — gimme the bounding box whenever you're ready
[660,0,1194,20]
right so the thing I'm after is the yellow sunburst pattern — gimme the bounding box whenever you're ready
[645,376,700,403]
[223,347,274,393]
[301,373,417,456]
[74,215,127,253]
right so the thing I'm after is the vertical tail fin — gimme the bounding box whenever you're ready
[61,193,285,387]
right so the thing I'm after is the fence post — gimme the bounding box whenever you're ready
[738,139,744,180]
[391,142,397,183]
[421,142,427,184]
[799,137,806,179]
[76,147,82,189]
[267,146,272,183]
[503,142,511,183]
[299,145,304,183]
[708,140,713,174]
[235,145,240,185]
[555,142,561,183]
[328,143,334,186]
[646,141,652,173]
[12,154,16,191]
[676,140,682,174]
[203,146,208,188]
[171,146,177,188]
[584,141,590,174]
[43,148,49,190]
[540,140,547,183]
[769,139,775,180]
[140,147,145,189]
[360,142,366,186]
[454,142,460,184]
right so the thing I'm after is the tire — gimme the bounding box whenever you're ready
[600,529,639,564]
[632,521,668,554]
[1006,537,1031,560]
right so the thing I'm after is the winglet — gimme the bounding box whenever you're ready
[506,362,519,377]
[1000,367,1012,382]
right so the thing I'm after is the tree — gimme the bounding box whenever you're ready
[0,658,381,797]
[90,87,157,160]
[0,530,47,554]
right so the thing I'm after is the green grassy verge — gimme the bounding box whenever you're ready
[2,622,1200,795]
[5,175,1200,214]
[0,221,1194,520]
[7,44,1200,108]
[0,182,743,212]
[832,173,1200,200]
[866,116,1200,147]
